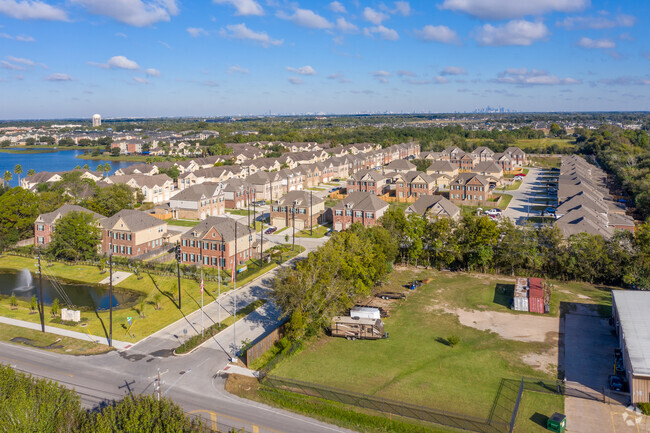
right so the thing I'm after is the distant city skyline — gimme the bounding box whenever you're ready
[0,0,649,119]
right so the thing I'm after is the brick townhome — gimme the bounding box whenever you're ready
[270,190,325,230]
[180,217,253,270]
[393,171,437,199]
[331,192,389,231]
[100,209,169,257]
[347,170,388,195]
[168,182,225,220]
[449,173,491,206]
[34,204,105,246]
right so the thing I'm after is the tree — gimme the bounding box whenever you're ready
[48,211,102,261]
[103,163,111,177]
[3,171,11,185]
[30,295,37,313]
[0,188,40,248]
[96,164,104,174]
[27,169,35,177]
[51,298,60,317]
[13,164,22,184]
[83,184,135,216]
[83,164,90,170]
[0,140,11,148]
[51,171,99,204]
[110,147,121,157]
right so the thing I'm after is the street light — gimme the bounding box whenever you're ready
[292,200,297,251]
[175,242,182,309]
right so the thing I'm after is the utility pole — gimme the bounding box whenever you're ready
[310,190,313,236]
[247,188,251,226]
[232,220,237,362]
[175,242,181,309]
[37,249,44,333]
[157,368,161,401]
[109,251,113,347]
[292,201,296,251]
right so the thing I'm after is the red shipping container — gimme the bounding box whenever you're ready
[529,277,543,291]
[529,287,545,314]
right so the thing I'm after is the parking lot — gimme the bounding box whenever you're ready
[502,168,558,225]
[564,307,648,432]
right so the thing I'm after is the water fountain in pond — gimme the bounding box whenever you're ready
[13,268,34,292]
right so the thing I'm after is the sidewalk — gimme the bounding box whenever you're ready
[0,316,132,350]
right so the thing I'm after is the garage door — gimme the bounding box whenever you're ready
[272,218,286,229]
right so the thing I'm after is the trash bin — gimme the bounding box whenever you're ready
[547,412,566,432]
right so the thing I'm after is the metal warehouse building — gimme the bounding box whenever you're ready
[612,291,650,404]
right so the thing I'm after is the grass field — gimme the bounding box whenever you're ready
[168,219,200,227]
[266,269,614,431]
[0,322,113,355]
[514,138,576,153]
[295,224,331,238]
[529,157,562,169]
[226,209,252,216]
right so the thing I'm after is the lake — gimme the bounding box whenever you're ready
[0,268,138,310]
[0,149,138,187]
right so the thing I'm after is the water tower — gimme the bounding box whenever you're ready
[92,114,101,127]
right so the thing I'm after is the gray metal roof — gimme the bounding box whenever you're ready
[613,291,650,377]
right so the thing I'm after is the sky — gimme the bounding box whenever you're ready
[0,0,649,119]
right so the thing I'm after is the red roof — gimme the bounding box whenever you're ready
[529,277,544,291]
[529,287,544,298]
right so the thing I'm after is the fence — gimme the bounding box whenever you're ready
[243,322,287,368]
[262,375,508,433]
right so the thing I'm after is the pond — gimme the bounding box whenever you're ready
[0,268,139,310]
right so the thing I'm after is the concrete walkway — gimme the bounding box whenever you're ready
[0,316,132,350]
[99,271,132,285]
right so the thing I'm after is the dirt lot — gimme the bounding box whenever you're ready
[444,306,560,375]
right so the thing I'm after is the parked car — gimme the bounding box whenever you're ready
[325,229,334,236]
[485,208,502,216]
[544,207,556,215]
[255,200,266,206]
[375,292,406,300]
[264,227,277,234]
[332,178,340,182]
[609,375,625,392]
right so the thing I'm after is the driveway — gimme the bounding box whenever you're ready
[564,308,648,432]
[502,168,555,225]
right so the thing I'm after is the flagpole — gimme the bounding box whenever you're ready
[218,250,221,325]
[233,220,237,362]
[200,268,204,337]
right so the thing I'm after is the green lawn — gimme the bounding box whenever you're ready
[460,193,513,216]
[514,391,564,433]
[271,269,563,418]
[529,157,561,169]
[168,219,200,227]
[226,209,252,216]
[0,322,113,355]
[324,199,340,208]
[307,187,326,191]
[295,224,331,238]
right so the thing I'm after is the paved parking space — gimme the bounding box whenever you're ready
[563,310,648,432]
[502,168,557,225]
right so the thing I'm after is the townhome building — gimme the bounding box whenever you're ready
[100,209,168,257]
[180,217,253,270]
[425,160,458,188]
[34,204,105,246]
[470,146,495,162]
[405,195,461,221]
[114,164,159,176]
[472,161,504,186]
[169,183,225,220]
[246,171,284,201]
[383,159,416,174]
[21,169,103,191]
[330,192,389,231]
[449,173,491,205]
[222,178,252,209]
[347,169,388,195]
[107,174,174,204]
[270,190,325,230]
[393,171,437,199]
[503,147,527,168]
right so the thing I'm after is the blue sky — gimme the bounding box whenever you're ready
[0,0,649,119]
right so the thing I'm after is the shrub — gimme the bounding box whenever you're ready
[447,335,461,347]
[30,295,37,313]
[51,298,60,317]
[10,293,17,308]
[639,403,650,416]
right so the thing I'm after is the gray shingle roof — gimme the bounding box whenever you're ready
[100,209,166,232]
[331,192,389,212]
[36,204,105,225]
[181,216,251,242]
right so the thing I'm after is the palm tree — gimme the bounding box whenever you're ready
[96,164,104,175]
[3,171,12,186]
[13,164,22,184]
[83,164,89,170]
[27,169,35,176]
[75,165,81,170]
[103,163,111,177]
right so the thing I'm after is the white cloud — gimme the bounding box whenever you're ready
[0,60,25,70]
[45,73,72,81]
[288,77,303,85]
[493,68,581,85]
[89,55,140,70]
[413,25,459,44]
[213,0,263,16]
[187,27,209,37]
[202,80,219,87]
[371,70,391,83]
[393,1,411,16]
[6,56,34,66]
[145,68,161,76]
[0,0,68,21]
[336,17,358,32]
[397,70,416,77]
[364,25,399,40]
[70,0,179,27]
[434,76,449,84]
[327,73,350,83]
[363,7,388,25]
[576,37,615,49]
[598,77,650,86]
[475,20,548,46]
[439,0,588,20]
[220,23,283,47]
[115,32,127,38]
[286,65,316,75]
[329,1,346,14]
[228,65,249,74]
[557,14,635,30]
[1,32,35,41]
[441,66,467,76]
[278,8,332,29]
[133,77,149,84]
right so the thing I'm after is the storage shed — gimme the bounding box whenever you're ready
[528,278,545,314]
[513,278,529,312]
[612,291,650,404]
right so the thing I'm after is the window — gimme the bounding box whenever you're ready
[204,256,209,265]
[182,239,187,247]
[355,211,363,217]
[183,253,187,261]
[37,237,44,244]
[366,212,374,219]
[272,206,279,212]
[345,210,352,217]
[190,254,195,262]
[128,234,132,241]
[37,224,44,231]
[127,247,132,255]
[298,208,306,214]
[335,210,343,216]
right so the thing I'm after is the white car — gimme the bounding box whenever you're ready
[485,208,502,216]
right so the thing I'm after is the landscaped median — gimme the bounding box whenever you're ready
[0,322,113,355]
[0,249,300,347]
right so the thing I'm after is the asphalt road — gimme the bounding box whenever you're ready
[0,340,353,433]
